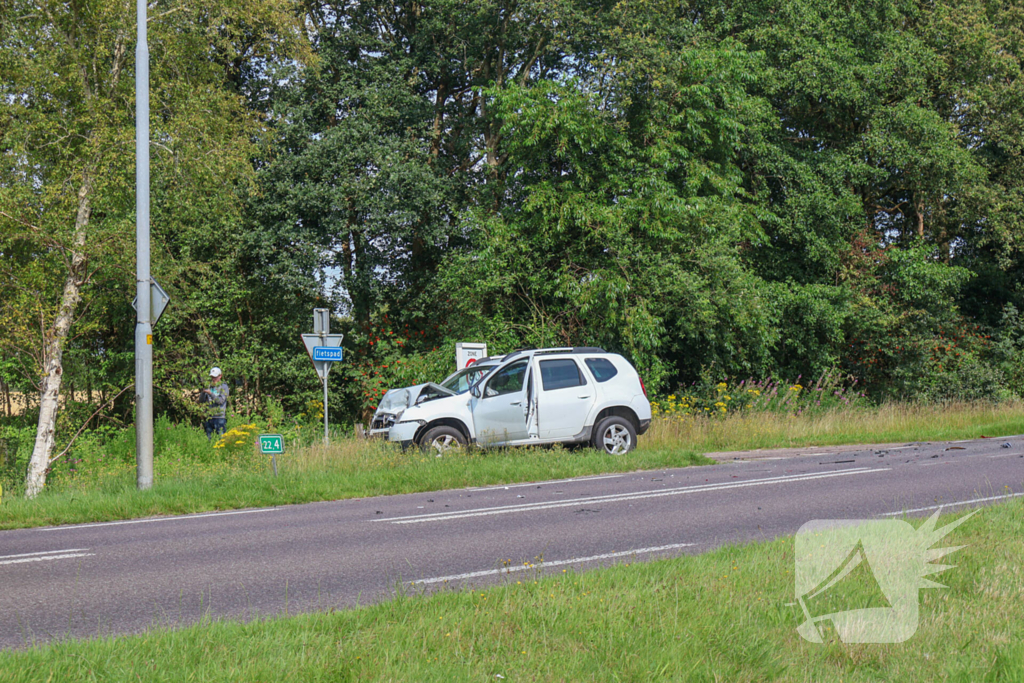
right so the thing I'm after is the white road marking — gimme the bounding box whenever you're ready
[412,543,695,585]
[464,473,625,492]
[0,549,89,560]
[0,549,94,566]
[377,467,889,524]
[42,507,280,531]
[989,453,1018,458]
[880,492,1024,516]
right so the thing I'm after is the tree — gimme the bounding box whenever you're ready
[0,0,305,496]
[441,3,773,388]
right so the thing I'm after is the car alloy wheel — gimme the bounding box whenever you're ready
[602,424,632,454]
[430,434,459,455]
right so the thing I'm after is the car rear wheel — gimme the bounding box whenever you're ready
[419,426,466,456]
[592,416,636,455]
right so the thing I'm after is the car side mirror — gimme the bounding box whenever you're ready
[469,384,481,398]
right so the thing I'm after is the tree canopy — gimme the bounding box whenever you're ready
[3,0,1024,451]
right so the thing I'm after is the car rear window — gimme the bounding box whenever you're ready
[540,359,586,390]
[585,358,618,382]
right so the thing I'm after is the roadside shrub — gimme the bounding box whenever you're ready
[652,369,869,419]
[885,318,1012,402]
[993,303,1024,392]
[213,423,258,454]
[344,312,455,416]
[0,420,35,498]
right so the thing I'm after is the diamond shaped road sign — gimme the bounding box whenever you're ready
[302,333,344,381]
[132,279,171,325]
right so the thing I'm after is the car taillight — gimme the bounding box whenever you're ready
[639,376,647,397]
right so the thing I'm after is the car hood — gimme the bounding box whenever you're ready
[374,383,456,421]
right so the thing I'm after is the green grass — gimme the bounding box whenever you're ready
[1,401,1022,530]
[2,499,1021,681]
[645,400,1024,453]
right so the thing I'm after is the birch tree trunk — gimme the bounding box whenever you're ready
[24,181,91,498]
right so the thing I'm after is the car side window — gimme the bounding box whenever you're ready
[584,358,618,382]
[540,359,586,391]
[485,360,528,397]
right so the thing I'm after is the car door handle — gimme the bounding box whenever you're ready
[510,400,522,405]
[577,395,591,399]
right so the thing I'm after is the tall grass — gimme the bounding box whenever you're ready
[644,400,1024,453]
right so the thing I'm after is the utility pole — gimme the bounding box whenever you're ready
[135,0,153,490]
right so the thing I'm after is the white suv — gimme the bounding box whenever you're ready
[387,347,651,454]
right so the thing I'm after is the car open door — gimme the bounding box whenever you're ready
[470,359,531,445]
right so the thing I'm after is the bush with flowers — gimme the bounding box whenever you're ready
[343,311,458,416]
[651,369,869,420]
[212,423,258,454]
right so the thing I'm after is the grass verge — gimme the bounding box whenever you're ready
[0,442,709,530]
[1,401,1022,530]
[644,400,1024,452]
[1,499,1020,681]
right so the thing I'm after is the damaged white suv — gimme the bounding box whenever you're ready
[387,348,651,455]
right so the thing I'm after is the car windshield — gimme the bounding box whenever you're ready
[440,364,496,393]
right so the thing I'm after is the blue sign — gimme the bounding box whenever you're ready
[312,346,344,362]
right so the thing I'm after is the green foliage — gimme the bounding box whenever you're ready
[4,0,1024,438]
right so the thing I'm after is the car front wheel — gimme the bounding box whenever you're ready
[592,416,637,455]
[419,426,466,456]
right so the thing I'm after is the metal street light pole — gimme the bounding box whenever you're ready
[135,0,153,490]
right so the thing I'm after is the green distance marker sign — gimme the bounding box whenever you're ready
[259,434,284,455]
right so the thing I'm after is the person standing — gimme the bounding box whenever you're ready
[203,367,230,440]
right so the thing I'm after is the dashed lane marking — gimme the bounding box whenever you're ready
[412,543,695,585]
[42,507,280,531]
[880,492,1024,516]
[0,549,95,566]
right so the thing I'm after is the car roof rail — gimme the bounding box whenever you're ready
[501,348,535,361]
[502,346,607,361]
[534,346,606,356]
[534,347,575,356]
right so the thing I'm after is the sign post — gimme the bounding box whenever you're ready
[301,309,343,444]
[259,434,284,476]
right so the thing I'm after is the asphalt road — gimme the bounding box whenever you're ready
[2,435,1023,648]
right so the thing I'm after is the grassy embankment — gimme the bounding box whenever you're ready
[1,499,1021,681]
[1,401,1022,530]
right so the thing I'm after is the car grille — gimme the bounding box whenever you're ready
[372,414,396,430]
